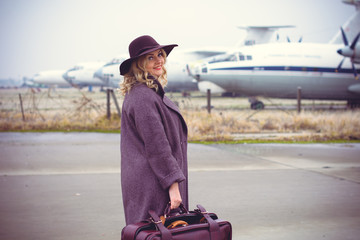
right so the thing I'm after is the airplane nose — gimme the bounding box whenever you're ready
[62,71,72,84]
[94,68,104,80]
[63,71,78,85]
[94,68,111,86]
[186,63,202,81]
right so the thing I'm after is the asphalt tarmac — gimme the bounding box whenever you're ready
[0,132,359,240]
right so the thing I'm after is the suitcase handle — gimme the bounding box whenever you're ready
[149,205,221,240]
[163,203,188,218]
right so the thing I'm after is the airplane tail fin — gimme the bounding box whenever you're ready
[329,1,360,44]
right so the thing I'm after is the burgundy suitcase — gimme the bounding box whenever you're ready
[121,204,232,239]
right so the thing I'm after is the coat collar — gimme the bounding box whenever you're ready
[147,76,182,115]
[146,75,188,134]
[149,75,165,99]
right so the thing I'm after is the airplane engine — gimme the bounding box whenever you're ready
[336,28,360,79]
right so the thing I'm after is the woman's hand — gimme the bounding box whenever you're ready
[169,182,182,209]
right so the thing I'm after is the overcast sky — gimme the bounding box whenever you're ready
[0,0,356,79]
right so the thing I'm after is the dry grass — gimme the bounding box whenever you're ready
[0,111,120,132]
[1,88,359,142]
[182,109,360,141]
[0,88,120,132]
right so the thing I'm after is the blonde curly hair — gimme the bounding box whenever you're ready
[120,49,168,96]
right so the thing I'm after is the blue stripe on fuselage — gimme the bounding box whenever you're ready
[209,66,360,74]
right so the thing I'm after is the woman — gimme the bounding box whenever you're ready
[119,35,188,225]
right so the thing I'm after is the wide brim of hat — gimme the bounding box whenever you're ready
[119,44,178,76]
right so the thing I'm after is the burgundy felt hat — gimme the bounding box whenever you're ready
[119,35,178,76]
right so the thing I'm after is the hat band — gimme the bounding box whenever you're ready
[133,45,160,58]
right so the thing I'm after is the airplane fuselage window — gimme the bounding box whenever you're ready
[245,40,256,45]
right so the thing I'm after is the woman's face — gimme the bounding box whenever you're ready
[145,49,165,78]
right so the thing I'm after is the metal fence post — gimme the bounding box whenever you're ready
[207,89,211,114]
[107,89,111,119]
[110,89,121,118]
[297,87,302,114]
[19,93,25,121]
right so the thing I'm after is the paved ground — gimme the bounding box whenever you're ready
[0,132,359,240]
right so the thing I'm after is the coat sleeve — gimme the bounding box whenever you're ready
[129,93,185,190]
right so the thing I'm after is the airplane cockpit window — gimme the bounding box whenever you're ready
[208,54,238,63]
[245,40,255,46]
[104,58,125,67]
[68,66,83,72]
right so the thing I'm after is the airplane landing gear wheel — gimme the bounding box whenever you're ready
[250,101,264,110]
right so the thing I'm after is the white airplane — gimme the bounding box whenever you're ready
[188,0,360,109]
[62,61,107,89]
[93,25,296,92]
[32,70,71,88]
[93,49,229,92]
[94,24,298,92]
[95,43,290,92]
[94,55,127,88]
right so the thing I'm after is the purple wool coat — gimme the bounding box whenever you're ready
[120,80,188,225]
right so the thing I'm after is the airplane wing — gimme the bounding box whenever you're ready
[184,50,228,59]
[171,48,228,63]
